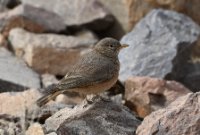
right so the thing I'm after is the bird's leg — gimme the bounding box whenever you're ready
[98,93,111,102]
[86,94,101,104]
[85,93,112,105]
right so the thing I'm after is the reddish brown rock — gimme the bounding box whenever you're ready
[125,76,191,117]
[9,28,98,75]
[136,92,200,135]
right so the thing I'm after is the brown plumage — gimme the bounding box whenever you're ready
[36,38,128,107]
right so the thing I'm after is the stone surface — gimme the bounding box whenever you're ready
[0,4,66,37]
[0,47,40,92]
[26,123,44,135]
[44,98,141,134]
[125,76,191,117]
[136,92,200,135]
[0,114,24,135]
[119,9,200,91]
[0,89,41,117]
[21,0,114,31]
[9,28,98,75]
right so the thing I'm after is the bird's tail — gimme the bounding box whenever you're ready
[36,91,61,107]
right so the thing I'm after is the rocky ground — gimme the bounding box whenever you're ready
[0,0,200,135]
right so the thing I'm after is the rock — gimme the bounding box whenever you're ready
[0,89,41,117]
[0,114,24,135]
[26,123,44,135]
[0,4,66,37]
[44,98,141,134]
[0,47,40,92]
[125,76,191,117]
[21,0,114,31]
[136,92,200,135]
[9,28,98,75]
[119,9,200,91]
[41,74,59,88]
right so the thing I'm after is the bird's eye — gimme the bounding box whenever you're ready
[109,45,113,47]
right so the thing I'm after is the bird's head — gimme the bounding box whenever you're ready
[94,38,128,58]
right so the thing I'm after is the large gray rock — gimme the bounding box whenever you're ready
[136,92,200,135]
[44,98,141,135]
[21,0,114,31]
[0,48,40,92]
[119,9,200,91]
[0,4,66,36]
[9,28,98,75]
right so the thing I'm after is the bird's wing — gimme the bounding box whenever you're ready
[57,52,118,90]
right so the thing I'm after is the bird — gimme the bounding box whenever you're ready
[36,37,128,107]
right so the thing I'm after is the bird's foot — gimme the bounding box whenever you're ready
[86,94,100,104]
[99,95,111,102]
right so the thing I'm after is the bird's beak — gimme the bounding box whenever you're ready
[120,44,129,49]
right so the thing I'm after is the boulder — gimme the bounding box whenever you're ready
[0,47,40,92]
[21,0,114,31]
[119,9,200,91]
[9,28,98,75]
[125,76,191,117]
[44,98,141,134]
[136,92,200,135]
[0,4,66,37]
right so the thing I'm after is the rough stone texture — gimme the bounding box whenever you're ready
[0,4,66,37]
[9,28,98,75]
[21,0,114,31]
[26,123,44,135]
[136,92,200,135]
[0,89,41,117]
[44,98,141,135]
[125,76,191,117]
[119,9,200,91]
[0,114,24,135]
[0,47,40,92]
